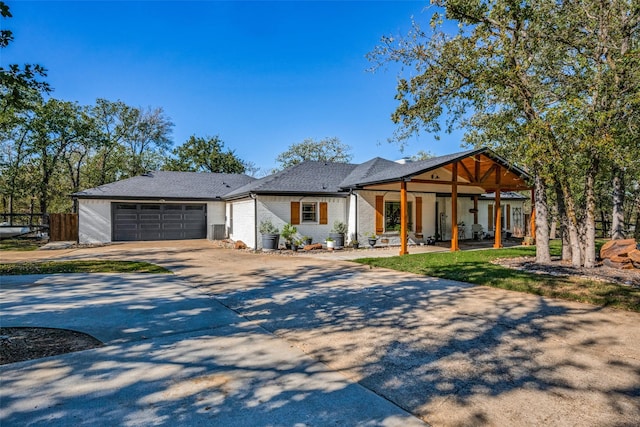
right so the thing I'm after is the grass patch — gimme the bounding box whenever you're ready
[0,260,171,275]
[354,244,640,312]
[0,239,45,251]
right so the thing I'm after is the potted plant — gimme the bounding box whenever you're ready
[281,223,297,249]
[291,239,302,251]
[350,233,359,249]
[325,237,335,250]
[329,220,348,248]
[259,219,280,251]
[302,236,313,245]
[366,232,378,247]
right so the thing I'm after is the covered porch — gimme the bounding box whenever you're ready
[351,148,534,255]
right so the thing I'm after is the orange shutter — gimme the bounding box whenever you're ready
[506,204,511,229]
[319,202,328,224]
[375,196,384,234]
[488,204,494,231]
[415,197,422,233]
[291,202,300,225]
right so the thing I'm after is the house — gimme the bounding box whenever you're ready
[73,147,532,253]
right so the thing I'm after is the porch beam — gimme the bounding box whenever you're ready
[400,180,408,255]
[408,179,530,191]
[479,164,498,183]
[451,162,459,251]
[474,154,481,182]
[459,161,475,183]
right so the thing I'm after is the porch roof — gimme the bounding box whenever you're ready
[341,147,531,192]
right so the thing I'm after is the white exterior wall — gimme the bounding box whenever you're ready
[78,199,225,244]
[477,199,527,236]
[355,190,437,239]
[205,201,226,240]
[78,199,112,244]
[435,196,527,239]
[229,198,256,249]
[256,195,348,249]
[347,194,358,243]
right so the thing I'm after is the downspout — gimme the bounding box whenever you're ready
[251,193,258,250]
[350,189,358,241]
[354,191,358,241]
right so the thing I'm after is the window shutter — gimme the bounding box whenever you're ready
[291,202,300,225]
[415,197,422,233]
[319,202,328,224]
[488,204,494,231]
[506,204,511,229]
[375,196,384,234]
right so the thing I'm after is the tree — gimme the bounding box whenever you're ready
[410,150,435,161]
[85,99,134,186]
[123,106,173,177]
[0,1,50,129]
[274,137,352,171]
[163,135,247,173]
[28,99,90,214]
[369,0,639,267]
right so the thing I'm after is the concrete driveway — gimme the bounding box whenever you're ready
[0,273,425,426]
[2,240,640,426]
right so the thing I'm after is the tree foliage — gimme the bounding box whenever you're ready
[274,137,353,171]
[0,1,51,127]
[164,135,247,174]
[370,0,639,267]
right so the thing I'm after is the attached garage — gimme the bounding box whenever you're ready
[112,203,207,241]
[73,171,256,244]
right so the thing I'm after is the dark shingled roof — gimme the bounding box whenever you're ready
[345,149,480,187]
[73,171,256,200]
[224,161,358,198]
[339,157,398,188]
[72,148,530,201]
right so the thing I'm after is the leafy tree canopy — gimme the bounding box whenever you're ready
[274,137,352,171]
[0,1,51,124]
[163,135,247,174]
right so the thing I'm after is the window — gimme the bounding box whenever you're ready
[385,201,412,232]
[302,202,317,222]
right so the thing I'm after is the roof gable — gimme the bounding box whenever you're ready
[344,148,531,191]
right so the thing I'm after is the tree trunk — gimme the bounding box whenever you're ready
[554,183,571,262]
[634,195,640,241]
[561,183,582,267]
[611,167,625,240]
[534,173,551,263]
[583,157,599,268]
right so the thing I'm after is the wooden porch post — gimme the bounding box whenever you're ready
[530,189,536,240]
[451,162,459,251]
[400,180,408,255]
[494,165,502,249]
[473,195,479,224]
[494,191,502,248]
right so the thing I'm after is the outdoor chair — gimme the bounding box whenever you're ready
[471,224,484,240]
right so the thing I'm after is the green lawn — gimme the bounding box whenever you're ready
[0,260,172,275]
[354,243,640,312]
[0,239,45,251]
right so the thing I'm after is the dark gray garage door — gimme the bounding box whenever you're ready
[112,203,207,241]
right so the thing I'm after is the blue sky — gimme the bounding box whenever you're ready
[5,0,466,173]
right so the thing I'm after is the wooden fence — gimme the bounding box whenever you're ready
[49,213,78,242]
